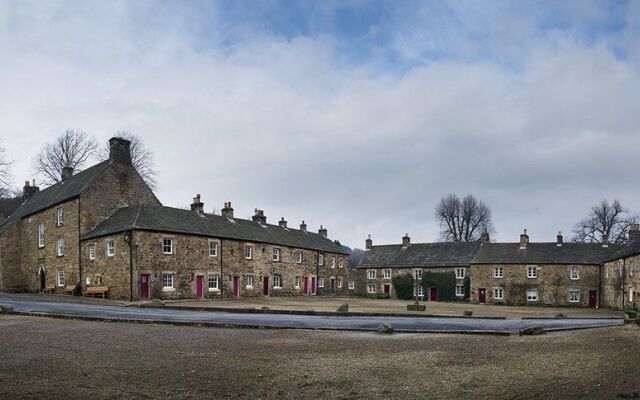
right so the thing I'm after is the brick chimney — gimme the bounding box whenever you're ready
[23,180,39,199]
[252,209,266,224]
[61,166,74,181]
[480,230,490,243]
[300,220,307,232]
[556,231,563,247]
[402,233,410,247]
[519,229,529,250]
[365,234,372,250]
[602,233,609,248]
[221,202,234,219]
[109,137,132,165]
[629,224,640,242]
[279,217,287,228]
[318,225,328,237]
[190,194,204,215]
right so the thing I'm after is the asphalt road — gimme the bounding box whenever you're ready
[0,294,624,335]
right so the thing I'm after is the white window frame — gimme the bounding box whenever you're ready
[570,267,579,280]
[338,277,343,289]
[494,267,503,278]
[294,276,301,289]
[629,288,634,302]
[455,268,465,279]
[383,269,391,279]
[162,238,173,255]
[331,257,336,268]
[527,266,537,279]
[244,245,253,260]
[273,248,281,262]
[56,237,64,256]
[162,273,174,291]
[245,275,254,289]
[56,207,64,226]
[348,281,355,290]
[526,288,538,302]
[415,285,424,297]
[493,287,504,300]
[368,270,376,280]
[318,277,324,288]
[56,270,65,287]
[367,284,376,294]
[106,240,115,257]
[273,275,282,289]
[208,275,219,291]
[209,241,218,257]
[416,269,423,279]
[455,284,464,297]
[569,289,580,303]
[38,222,45,248]
[89,243,96,260]
[339,260,343,269]
[295,251,303,264]
[318,254,324,266]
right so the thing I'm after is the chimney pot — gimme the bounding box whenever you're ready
[318,225,328,237]
[300,220,307,232]
[252,209,267,224]
[520,229,529,249]
[61,166,74,181]
[109,137,132,165]
[480,230,490,243]
[279,217,287,229]
[365,235,373,250]
[23,179,40,199]
[190,194,204,215]
[556,231,563,246]
[221,202,234,219]
[629,224,640,242]
[402,233,410,247]
[602,233,609,247]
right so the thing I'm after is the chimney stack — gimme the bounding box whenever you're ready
[629,224,640,242]
[221,202,234,219]
[519,229,529,250]
[556,231,563,246]
[109,137,132,165]
[318,225,328,237]
[480,230,490,243]
[190,194,204,215]
[61,166,74,181]
[300,220,307,232]
[279,217,287,229]
[402,233,410,247]
[602,233,609,248]
[23,180,40,199]
[252,209,267,224]
[365,234,372,250]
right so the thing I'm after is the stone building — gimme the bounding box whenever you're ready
[601,225,640,310]
[0,137,349,301]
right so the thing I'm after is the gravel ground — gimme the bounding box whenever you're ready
[0,315,639,399]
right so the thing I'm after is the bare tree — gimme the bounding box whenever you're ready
[99,131,157,190]
[32,130,98,185]
[435,193,494,242]
[572,199,637,243]
[0,142,11,197]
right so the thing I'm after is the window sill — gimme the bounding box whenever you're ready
[245,286,254,290]
[273,286,282,290]
[162,287,175,292]
[208,288,220,292]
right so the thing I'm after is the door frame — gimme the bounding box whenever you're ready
[311,277,316,295]
[232,276,240,298]
[39,266,46,291]
[478,288,486,304]
[430,286,438,301]
[588,289,598,308]
[195,275,205,300]
[263,276,269,296]
[139,274,150,300]
[383,284,391,295]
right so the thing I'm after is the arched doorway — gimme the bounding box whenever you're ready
[39,266,46,291]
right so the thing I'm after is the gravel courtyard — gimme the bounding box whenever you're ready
[1,315,639,399]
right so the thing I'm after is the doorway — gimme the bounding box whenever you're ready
[39,267,46,291]
[303,277,309,294]
[232,276,240,298]
[263,276,269,296]
[589,289,597,308]
[430,286,438,301]
[311,277,316,295]
[478,288,486,304]
[195,275,204,300]
[330,278,336,292]
[383,284,391,295]
[140,274,150,300]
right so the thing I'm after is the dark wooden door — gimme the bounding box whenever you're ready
[195,275,204,299]
[430,286,438,301]
[140,274,150,300]
[303,277,309,294]
[311,277,316,295]
[39,268,46,291]
[589,290,597,308]
[478,288,486,304]
[233,276,240,298]
[263,277,269,296]
[384,284,390,294]
[330,278,336,292]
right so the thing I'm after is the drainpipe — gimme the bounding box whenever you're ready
[125,230,133,302]
[77,198,83,296]
[622,258,627,310]
[220,239,224,299]
[316,250,319,295]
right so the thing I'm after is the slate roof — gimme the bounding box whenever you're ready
[82,205,348,255]
[607,240,640,261]
[471,242,623,265]
[0,160,111,233]
[357,242,481,269]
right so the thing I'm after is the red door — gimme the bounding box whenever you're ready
[589,290,597,308]
[478,288,486,304]
[195,275,204,300]
[232,276,240,298]
[384,284,390,294]
[140,274,150,300]
[430,286,438,301]
[303,277,309,294]
[311,277,316,295]
[263,277,269,296]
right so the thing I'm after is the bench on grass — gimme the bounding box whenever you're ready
[84,286,109,299]
[42,284,56,294]
[63,285,76,295]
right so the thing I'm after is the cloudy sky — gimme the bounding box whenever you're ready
[1,1,640,248]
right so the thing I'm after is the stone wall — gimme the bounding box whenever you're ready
[601,255,640,310]
[0,222,23,289]
[361,266,468,300]
[81,233,131,300]
[470,263,600,307]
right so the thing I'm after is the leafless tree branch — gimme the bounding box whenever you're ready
[32,129,98,185]
[572,199,637,243]
[435,193,494,242]
[99,131,158,190]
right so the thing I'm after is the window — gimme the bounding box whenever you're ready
[416,269,423,279]
[89,244,96,260]
[56,207,64,226]
[383,269,391,279]
[273,275,282,288]
[339,261,343,269]
[570,267,579,280]
[162,274,174,290]
[630,288,634,302]
[95,275,102,286]
[294,276,301,288]
[368,270,376,279]
[37,222,45,248]
[367,284,376,294]
[527,266,537,278]
[493,288,504,300]
[455,284,464,297]
[273,248,281,262]
[209,241,218,257]
[331,258,336,268]
[57,270,65,287]
[295,251,303,264]
[494,267,503,278]
[455,268,465,279]
[414,286,424,297]
[569,289,580,303]
[526,289,538,302]
[106,240,115,257]
[244,245,253,260]
[56,237,64,256]
[318,254,324,266]
[338,278,343,289]
[318,277,324,288]
[208,275,219,291]
[348,281,355,290]
[245,275,254,288]
[162,239,173,254]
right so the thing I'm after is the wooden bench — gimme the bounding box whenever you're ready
[84,286,109,299]
[63,285,76,295]
[42,284,56,294]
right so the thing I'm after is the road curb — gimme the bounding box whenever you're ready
[521,316,624,320]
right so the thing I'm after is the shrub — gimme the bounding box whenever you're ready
[421,271,456,301]
[391,274,415,300]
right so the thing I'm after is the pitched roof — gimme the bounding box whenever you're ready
[471,242,623,265]
[357,242,481,269]
[0,160,111,232]
[607,240,640,261]
[82,205,348,255]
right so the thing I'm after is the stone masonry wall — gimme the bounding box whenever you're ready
[0,222,23,289]
[81,233,131,300]
[602,255,640,310]
[361,267,468,300]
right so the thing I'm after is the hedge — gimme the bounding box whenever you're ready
[391,273,415,300]
[421,271,457,301]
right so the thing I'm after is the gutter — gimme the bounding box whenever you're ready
[77,198,82,295]
[220,239,224,300]
[316,250,319,295]
[128,229,134,302]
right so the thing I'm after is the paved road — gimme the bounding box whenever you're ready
[0,295,624,335]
